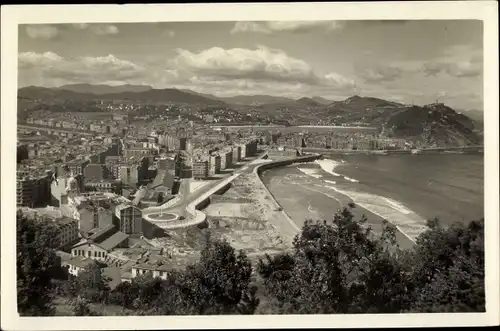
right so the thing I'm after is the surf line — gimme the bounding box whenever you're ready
[302,185,418,246]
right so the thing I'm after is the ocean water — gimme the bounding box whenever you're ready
[261,154,484,244]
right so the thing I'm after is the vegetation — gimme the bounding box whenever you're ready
[16,206,485,316]
[17,211,63,316]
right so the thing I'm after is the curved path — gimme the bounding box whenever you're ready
[142,153,271,230]
[143,152,321,231]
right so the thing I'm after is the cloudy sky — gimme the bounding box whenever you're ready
[18,20,483,109]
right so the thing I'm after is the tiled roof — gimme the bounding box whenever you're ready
[98,231,129,251]
[88,224,116,241]
[65,256,95,269]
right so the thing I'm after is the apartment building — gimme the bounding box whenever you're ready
[16,174,52,208]
[208,155,221,176]
[114,204,143,235]
[52,216,80,249]
[192,160,209,179]
[66,159,89,176]
[75,204,114,234]
[219,150,233,170]
[84,179,123,195]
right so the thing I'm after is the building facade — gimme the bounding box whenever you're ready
[193,161,209,179]
[114,204,142,234]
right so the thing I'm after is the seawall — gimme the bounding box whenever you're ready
[252,153,322,239]
[255,154,322,176]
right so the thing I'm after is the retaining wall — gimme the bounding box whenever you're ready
[254,154,322,176]
[253,153,322,230]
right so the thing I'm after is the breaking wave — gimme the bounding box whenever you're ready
[297,167,323,179]
[343,176,359,183]
[314,159,342,176]
[324,185,428,243]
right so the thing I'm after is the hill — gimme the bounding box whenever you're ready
[459,109,483,123]
[296,97,322,107]
[18,86,226,106]
[100,89,226,105]
[179,89,223,102]
[311,96,334,105]
[386,103,481,146]
[18,86,95,101]
[59,84,153,95]
[315,95,481,147]
[219,95,296,106]
[328,95,404,112]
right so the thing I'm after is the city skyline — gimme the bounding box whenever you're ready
[18,20,483,110]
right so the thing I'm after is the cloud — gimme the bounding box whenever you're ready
[72,23,119,35]
[18,51,63,69]
[358,66,404,83]
[422,58,482,78]
[18,52,145,86]
[422,44,483,78]
[231,21,343,34]
[25,25,59,40]
[170,46,355,90]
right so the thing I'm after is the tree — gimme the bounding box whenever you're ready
[17,211,63,316]
[69,262,111,303]
[257,206,485,314]
[257,206,413,314]
[179,236,259,314]
[68,296,102,316]
[408,218,485,312]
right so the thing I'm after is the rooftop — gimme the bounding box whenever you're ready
[99,231,129,251]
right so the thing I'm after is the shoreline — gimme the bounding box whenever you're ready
[302,146,484,156]
[250,154,323,245]
[259,156,419,250]
[313,159,421,248]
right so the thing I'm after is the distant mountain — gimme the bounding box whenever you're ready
[18,86,95,101]
[59,84,153,95]
[459,109,483,123]
[219,95,296,105]
[18,86,226,106]
[328,95,404,111]
[296,97,322,107]
[179,89,223,102]
[386,103,481,146]
[311,96,334,105]
[101,89,226,105]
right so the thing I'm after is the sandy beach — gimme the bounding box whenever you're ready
[263,159,417,250]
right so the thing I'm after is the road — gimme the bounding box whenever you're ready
[18,123,95,136]
[143,150,271,219]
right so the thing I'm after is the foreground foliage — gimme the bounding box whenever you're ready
[16,206,485,315]
[17,211,63,316]
[257,207,485,313]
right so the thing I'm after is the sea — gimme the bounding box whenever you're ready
[260,153,484,248]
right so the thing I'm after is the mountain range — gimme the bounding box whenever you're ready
[19,85,337,108]
[59,83,153,95]
[17,84,482,146]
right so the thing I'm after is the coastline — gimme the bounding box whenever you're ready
[251,154,322,245]
[260,157,419,250]
[303,146,484,156]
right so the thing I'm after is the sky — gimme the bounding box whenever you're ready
[18,20,483,110]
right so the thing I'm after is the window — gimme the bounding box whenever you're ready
[87,251,91,258]
[94,251,97,258]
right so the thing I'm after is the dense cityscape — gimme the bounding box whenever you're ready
[9,16,490,321]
